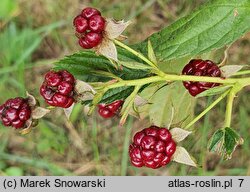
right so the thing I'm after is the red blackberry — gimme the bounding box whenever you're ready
[129,126,176,169]
[0,97,31,129]
[73,7,105,49]
[182,59,221,96]
[40,70,75,108]
[98,100,123,118]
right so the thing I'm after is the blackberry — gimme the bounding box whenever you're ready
[73,7,105,49]
[98,100,123,118]
[129,126,176,169]
[182,59,221,96]
[40,70,75,108]
[0,97,31,129]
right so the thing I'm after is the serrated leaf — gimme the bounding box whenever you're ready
[147,40,157,64]
[172,146,197,167]
[195,85,232,98]
[208,129,224,152]
[135,0,250,61]
[119,61,152,70]
[55,50,150,82]
[31,107,50,119]
[170,128,192,143]
[208,127,244,160]
[220,65,244,77]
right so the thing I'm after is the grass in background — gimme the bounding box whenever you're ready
[0,0,249,176]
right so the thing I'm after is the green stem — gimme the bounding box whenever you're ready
[224,90,235,128]
[113,39,157,69]
[162,74,243,84]
[185,90,230,129]
[105,75,250,91]
[104,76,164,89]
[232,70,250,76]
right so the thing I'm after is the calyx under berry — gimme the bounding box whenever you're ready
[98,100,124,118]
[0,93,50,133]
[182,59,222,96]
[73,7,106,49]
[40,70,76,108]
[129,126,176,169]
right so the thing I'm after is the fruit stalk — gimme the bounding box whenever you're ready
[185,90,230,129]
[224,90,235,128]
[113,39,158,69]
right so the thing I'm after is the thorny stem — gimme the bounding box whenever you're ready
[185,90,230,129]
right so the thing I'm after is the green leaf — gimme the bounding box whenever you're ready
[140,82,195,127]
[208,127,244,160]
[120,86,141,125]
[119,61,152,70]
[55,50,151,82]
[147,40,157,64]
[195,85,232,98]
[100,86,135,104]
[136,0,250,61]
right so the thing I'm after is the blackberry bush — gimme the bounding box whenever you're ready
[1,1,250,170]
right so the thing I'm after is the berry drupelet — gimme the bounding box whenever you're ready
[98,100,123,118]
[182,59,222,96]
[129,126,176,169]
[73,7,106,49]
[0,97,31,129]
[40,70,76,108]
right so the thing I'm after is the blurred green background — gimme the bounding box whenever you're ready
[0,0,249,176]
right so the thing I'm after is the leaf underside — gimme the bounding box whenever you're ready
[208,127,243,160]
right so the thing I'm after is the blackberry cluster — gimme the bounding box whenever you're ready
[0,97,31,129]
[129,126,176,169]
[40,70,75,108]
[73,7,106,49]
[98,100,124,118]
[182,59,221,96]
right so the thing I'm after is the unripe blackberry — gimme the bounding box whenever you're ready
[0,97,31,129]
[182,59,221,96]
[40,70,75,108]
[98,100,124,118]
[73,7,106,49]
[129,126,176,169]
